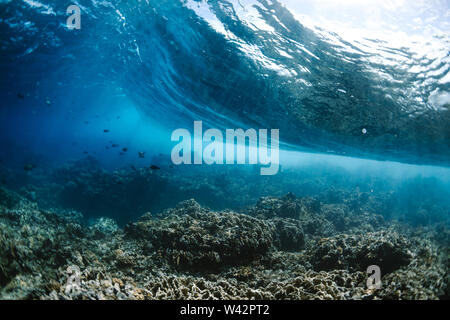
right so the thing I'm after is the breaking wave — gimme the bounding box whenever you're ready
[1,0,449,164]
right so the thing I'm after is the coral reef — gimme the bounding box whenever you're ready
[308,231,412,273]
[0,183,448,300]
[125,199,274,270]
[1,157,448,228]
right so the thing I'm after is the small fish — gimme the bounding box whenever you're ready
[111,144,119,148]
[130,165,137,172]
[122,148,128,152]
[24,164,36,172]
[138,152,146,158]
[45,98,51,106]
[17,92,25,99]
[84,121,89,125]
[119,152,124,156]
[104,129,110,133]
[83,151,89,154]
[150,165,160,170]
[105,146,110,149]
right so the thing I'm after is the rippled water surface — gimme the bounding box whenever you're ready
[1,0,449,166]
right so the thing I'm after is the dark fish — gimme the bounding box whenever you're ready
[119,152,124,156]
[138,152,145,158]
[105,146,110,149]
[122,148,128,152]
[130,165,137,172]
[24,164,36,172]
[111,144,119,148]
[84,121,89,124]
[104,129,110,133]
[17,92,25,99]
[83,151,89,154]
[150,165,160,170]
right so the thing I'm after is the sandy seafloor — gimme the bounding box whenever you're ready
[0,157,448,300]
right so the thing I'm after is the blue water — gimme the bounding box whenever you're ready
[0,0,449,219]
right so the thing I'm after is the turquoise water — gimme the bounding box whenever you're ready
[1,0,449,221]
[0,0,449,301]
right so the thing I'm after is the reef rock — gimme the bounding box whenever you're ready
[309,231,413,274]
[125,199,274,270]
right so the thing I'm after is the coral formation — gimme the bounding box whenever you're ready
[0,181,448,300]
[125,199,274,270]
[308,231,412,273]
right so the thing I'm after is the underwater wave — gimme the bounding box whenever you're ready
[0,0,449,164]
